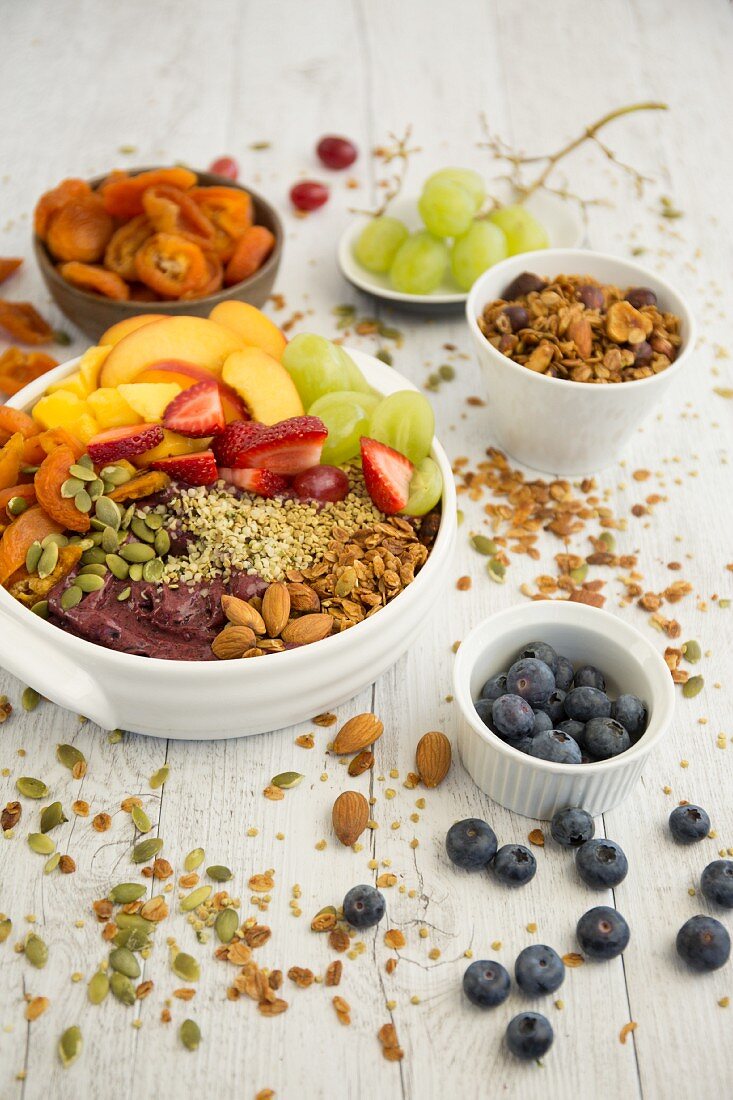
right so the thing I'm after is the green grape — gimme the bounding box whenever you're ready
[424,168,485,212]
[309,390,380,465]
[418,178,475,238]
[390,232,448,295]
[401,457,442,516]
[282,334,369,406]
[488,204,549,255]
[368,390,435,465]
[450,221,508,290]
[354,216,409,273]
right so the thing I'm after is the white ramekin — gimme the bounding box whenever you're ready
[453,601,675,820]
[466,248,697,475]
[0,349,456,740]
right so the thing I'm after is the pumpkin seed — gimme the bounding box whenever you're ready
[37,542,59,579]
[81,546,106,565]
[179,1018,201,1051]
[149,764,169,789]
[7,495,29,515]
[16,776,48,799]
[131,805,152,833]
[101,526,120,554]
[683,675,704,699]
[128,563,144,582]
[570,563,589,583]
[145,512,163,530]
[487,557,507,584]
[109,946,141,979]
[471,534,498,556]
[143,557,164,583]
[113,927,151,951]
[25,932,48,968]
[25,541,43,573]
[78,537,95,550]
[28,832,56,855]
[214,907,238,944]
[79,562,107,578]
[109,971,136,1005]
[206,864,232,882]
[42,532,68,549]
[180,885,211,912]
[682,639,701,664]
[30,600,49,618]
[40,801,68,833]
[87,969,109,1004]
[100,465,131,487]
[184,847,205,872]
[69,463,96,482]
[154,529,170,556]
[93,497,121,531]
[77,454,94,469]
[131,517,156,543]
[131,837,163,863]
[57,743,85,771]
[108,728,124,743]
[598,531,616,552]
[74,489,92,513]
[121,504,135,530]
[171,951,200,982]
[44,853,61,874]
[117,587,132,601]
[60,585,83,611]
[74,573,105,594]
[121,542,155,564]
[0,917,12,943]
[106,553,130,580]
[61,477,85,498]
[87,478,105,501]
[109,882,147,905]
[271,771,304,789]
[89,520,106,535]
[58,1025,82,1067]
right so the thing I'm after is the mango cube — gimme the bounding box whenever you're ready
[31,391,99,442]
[118,383,182,422]
[78,345,111,393]
[133,429,209,466]
[87,387,143,430]
[45,371,90,399]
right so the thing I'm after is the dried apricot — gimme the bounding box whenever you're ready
[104,215,153,280]
[100,168,197,220]
[134,233,208,299]
[6,543,82,604]
[224,225,275,285]
[46,196,114,263]
[0,505,63,586]
[128,283,159,302]
[0,433,24,491]
[58,262,130,301]
[0,483,37,511]
[0,259,22,285]
[143,185,216,249]
[190,187,252,260]
[0,303,54,345]
[0,348,58,395]
[181,252,223,299]
[37,427,85,459]
[34,445,90,532]
[107,469,170,502]
[34,178,92,239]
[0,407,40,441]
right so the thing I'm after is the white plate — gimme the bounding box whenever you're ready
[338,189,584,312]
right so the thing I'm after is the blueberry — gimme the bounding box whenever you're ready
[514,945,564,996]
[676,914,731,971]
[576,839,628,888]
[564,686,611,722]
[492,844,537,887]
[507,658,555,707]
[584,717,630,760]
[480,673,507,702]
[462,959,511,1007]
[573,664,606,691]
[505,1012,553,1060]
[513,737,535,755]
[538,689,566,724]
[577,906,630,959]
[554,655,575,692]
[529,730,582,764]
[343,884,385,929]
[557,718,586,747]
[446,818,498,871]
[551,807,595,848]
[611,694,647,737]
[518,640,558,676]
[474,697,495,729]
[492,694,534,740]
[531,710,553,736]
[669,804,711,844]
[700,860,733,908]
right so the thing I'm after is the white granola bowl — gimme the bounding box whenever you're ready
[466,248,697,475]
[453,601,675,819]
[0,349,456,739]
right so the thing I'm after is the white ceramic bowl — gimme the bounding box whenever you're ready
[0,349,456,739]
[466,248,697,475]
[453,601,675,820]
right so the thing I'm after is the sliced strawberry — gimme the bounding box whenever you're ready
[234,415,327,475]
[211,419,267,467]
[87,423,164,465]
[360,436,414,515]
[218,466,289,499]
[151,449,218,486]
[162,379,225,438]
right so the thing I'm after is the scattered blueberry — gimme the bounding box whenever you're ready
[474,697,495,729]
[676,914,731,971]
[557,718,586,747]
[492,694,534,740]
[539,689,567,725]
[669,804,711,844]
[480,673,507,702]
[446,818,498,871]
[492,844,537,887]
[611,693,647,737]
[554,655,574,692]
[343,884,385,929]
[530,730,582,764]
[463,959,511,1007]
[532,710,553,736]
[514,945,565,996]
[576,839,628,888]
[573,664,606,691]
[507,658,555,707]
[505,1012,554,1060]
[700,860,733,909]
[519,640,558,676]
[584,717,631,760]
[564,686,611,722]
[551,807,595,848]
[577,906,630,959]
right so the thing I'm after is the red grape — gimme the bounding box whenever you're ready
[317,135,358,170]
[293,465,349,502]
[290,180,329,212]
[208,156,239,180]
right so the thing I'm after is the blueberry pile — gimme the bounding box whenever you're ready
[474,640,649,763]
[446,818,536,887]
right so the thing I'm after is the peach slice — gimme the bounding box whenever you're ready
[222,348,304,425]
[209,301,287,361]
[137,361,247,422]
[132,428,210,466]
[100,314,167,347]
[99,317,244,388]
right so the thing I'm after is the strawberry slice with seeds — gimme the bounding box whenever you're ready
[162,379,225,437]
[218,467,290,499]
[211,419,267,467]
[87,423,164,465]
[360,436,414,515]
[233,415,327,475]
[151,449,218,486]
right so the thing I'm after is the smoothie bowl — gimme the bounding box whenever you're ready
[0,306,455,738]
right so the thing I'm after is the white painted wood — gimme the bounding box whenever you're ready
[1,0,732,1097]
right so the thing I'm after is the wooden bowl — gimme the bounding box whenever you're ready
[34,168,284,341]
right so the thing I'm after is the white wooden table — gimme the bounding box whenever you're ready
[1,2,732,1097]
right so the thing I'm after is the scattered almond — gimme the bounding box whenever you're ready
[415,730,451,788]
[332,790,370,847]
[348,750,374,776]
[332,712,384,755]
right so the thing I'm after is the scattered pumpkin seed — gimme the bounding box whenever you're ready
[470,534,498,556]
[61,477,85,499]
[79,562,107,578]
[214,907,238,944]
[108,728,124,743]
[206,864,232,882]
[16,776,48,799]
[154,529,170,556]
[87,969,109,1005]
[179,1018,201,1052]
[180,885,211,912]
[142,557,164,583]
[570,563,589,583]
[117,586,132,601]
[0,917,12,943]
[30,600,49,618]
[131,805,152,833]
[109,882,147,905]
[57,743,85,771]
[58,1025,82,1067]
[121,542,155,564]
[44,853,61,874]
[69,463,96,482]
[28,832,56,855]
[113,927,150,951]
[598,531,616,552]
[149,764,169,789]
[487,558,506,584]
[109,971,136,1005]
[101,526,120,554]
[106,553,130,580]
[37,542,59,579]
[75,573,105,594]
[25,932,48,968]
[40,801,68,833]
[74,490,92,513]
[128,563,144,581]
[682,640,701,664]
[271,771,304,789]
[60,585,84,611]
[131,837,164,863]
[683,675,704,699]
[172,951,200,982]
[7,495,28,515]
[184,847,205,872]
[109,946,141,980]
[25,541,43,573]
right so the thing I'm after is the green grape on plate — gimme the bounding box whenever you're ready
[488,204,549,255]
[282,334,370,407]
[401,457,442,516]
[418,178,475,238]
[354,216,409,273]
[368,390,435,466]
[423,167,485,212]
[390,231,448,295]
[309,389,380,465]
[450,220,508,291]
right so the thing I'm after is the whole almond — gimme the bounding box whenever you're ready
[415,731,451,788]
[332,713,384,755]
[221,595,266,634]
[348,750,374,777]
[211,625,256,660]
[286,582,321,612]
[332,790,369,847]
[281,614,334,646]
[262,582,291,637]
[567,316,593,360]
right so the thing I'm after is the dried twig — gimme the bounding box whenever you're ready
[351,126,421,217]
